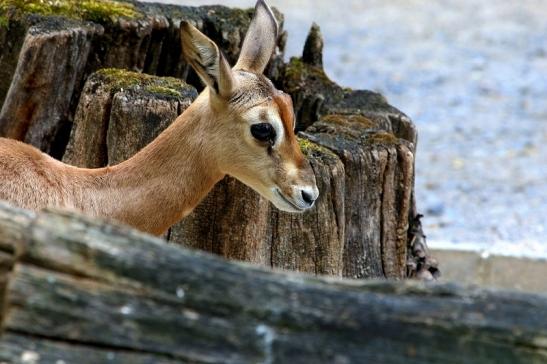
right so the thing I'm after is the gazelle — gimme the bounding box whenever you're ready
[0,0,318,236]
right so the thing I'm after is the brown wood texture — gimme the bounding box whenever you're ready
[0,203,544,364]
[62,69,197,168]
[303,116,414,278]
[0,19,101,156]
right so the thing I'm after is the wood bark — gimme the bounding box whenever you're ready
[62,74,114,168]
[303,116,414,278]
[0,203,545,364]
[0,19,101,157]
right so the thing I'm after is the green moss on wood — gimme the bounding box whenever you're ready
[2,0,141,24]
[0,2,9,27]
[284,57,333,85]
[322,114,376,129]
[0,15,8,28]
[94,68,195,99]
[145,85,182,98]
[364,131,399,145]
[298,137,336,158]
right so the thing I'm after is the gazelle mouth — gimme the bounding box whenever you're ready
[274,189,306,212]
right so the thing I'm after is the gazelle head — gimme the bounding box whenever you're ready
[180,0,319,212]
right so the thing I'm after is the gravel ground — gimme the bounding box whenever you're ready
[143,0,547,258]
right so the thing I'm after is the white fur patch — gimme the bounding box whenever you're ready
[285,162,298,177]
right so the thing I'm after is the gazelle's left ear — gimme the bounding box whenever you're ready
[234,0,279,74]
[180,21,235,98]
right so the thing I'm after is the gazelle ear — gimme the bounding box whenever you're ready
[234,0,278,74]
[180,21,235,98]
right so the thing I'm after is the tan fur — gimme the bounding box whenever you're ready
[0,98,223,235]
[234,0,278,74]
[0,0,318,235]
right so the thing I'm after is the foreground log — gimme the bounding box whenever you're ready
[0,203,545,364]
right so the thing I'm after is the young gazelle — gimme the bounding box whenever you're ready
[0,0,319,235]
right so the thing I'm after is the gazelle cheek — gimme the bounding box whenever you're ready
[284,162,299,178]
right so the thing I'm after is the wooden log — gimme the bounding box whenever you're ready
[0,332,179,364]
[6,264,266,363]
[62,72,116,168]
[0,204,545,364]
[170,176,273,265]
[277,25,434,278]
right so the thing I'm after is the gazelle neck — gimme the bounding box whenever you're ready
[89,95,224,235]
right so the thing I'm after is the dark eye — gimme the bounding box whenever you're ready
[251,123,276,143]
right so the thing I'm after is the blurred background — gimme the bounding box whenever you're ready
[143,0,547,259]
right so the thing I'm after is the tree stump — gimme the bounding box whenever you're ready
[63,69,197,168]
[302,116,414,278]
[0,203,544,364]
[0,18,101,156]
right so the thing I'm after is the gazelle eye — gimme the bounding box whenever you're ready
[251,123,276,143]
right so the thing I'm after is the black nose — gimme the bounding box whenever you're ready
[301,190,315,205]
